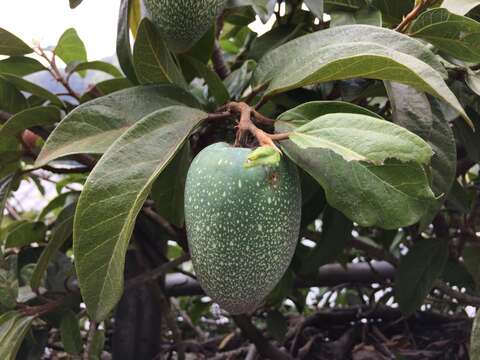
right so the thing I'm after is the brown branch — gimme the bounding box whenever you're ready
[41,165,92,174]
[233,315,293,360]
[434,281,480,307]
[83,320,98,360]
[212,12,230,80]
[227,102,289,150]
[35,46,81,101]
[20,297,64,317]
[142,207,181,240]
[172,298,207,341]
[395,0,435,33]
[125,253,191,290]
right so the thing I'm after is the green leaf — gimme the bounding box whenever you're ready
[410,8,480,63]
[463,243,480,291]
[278,100,383,126]
[80,78,133,103]
[31,203,76,290]
[0,28,32,56]
[37,192,79,220]
[0,74,64,108]
[0,269,18,309]
[0,77,27,114]
[89,329,105,360]
[254,25,446,85]
[117,0,138,83]
[442,0,480,15]
[224,60,256,100]
[0,106,61,154]
[0,57,45,77]
[129,0,142,37]
[36,85,200,166]
[330,6,382,27]
[74,106,206,321]
[472,309,480,360]
[133,19,186,88]
[277,121,436,229]
[0,106,61,171]
[60,310,82,355]
[0,311,35,360]
[0,173,18,227]
[467,70,480,96]
[244,146,281,168]
[300,207,353,274]
[286,113,433,164]
[151,143,191,227]
[371,0,414,26]
[255,35,470,125]
[67,61,123,78]
[386,84,457,226]
[55,28,87,66]
[3,221,46,248]
[395,239,449,315]
[183,56,230,106]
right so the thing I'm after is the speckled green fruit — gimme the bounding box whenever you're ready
[143,0,226,53]
[185,142,301,314]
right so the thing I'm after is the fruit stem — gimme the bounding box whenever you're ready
[224,102,290,151]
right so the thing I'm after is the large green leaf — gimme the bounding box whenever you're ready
[0,57,45,77]
[67,61,123,78]
[0,173,17,227]
[395,239,449,315]
[151,143,191,227]
[278,100,382,126]
[276,122,436,229]
[0,106,61,171]
[0,28,32,56]
[410,8,480,63]
[330,6,382,27]
[0,74,64,108]
[3,221,46,248]
[55,28,87,66]
[286,113,433,164]
[133,19,186,87]
[36,85,200,166]
[117,0,138,83]
[304,0,324,18]
[256,41,469,124]
[0,311,35,360]
[31,203,76,290]
[0,78,27,114]
[371,0,414,26]
[74,106,206,321]
[386,83,457,225]
[60,310,82,355]
[254,25,447,86]
[442,0,480,15]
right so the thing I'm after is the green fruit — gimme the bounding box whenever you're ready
[143,0,226,53]
[185,143,301,314]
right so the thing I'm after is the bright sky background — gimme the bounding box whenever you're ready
[0,0,270,60]
[0,0,121,60]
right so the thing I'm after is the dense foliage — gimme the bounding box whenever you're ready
[1,0,480,359]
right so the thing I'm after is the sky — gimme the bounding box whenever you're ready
[0,0,270,60]
[0,0,120,60]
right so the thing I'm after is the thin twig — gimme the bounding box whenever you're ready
[212,12,230,80]
[172,298,208,341]
[233,315,293,360]
[125,253,191,290]
[83,320,98,360]
[395,0,435,33]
